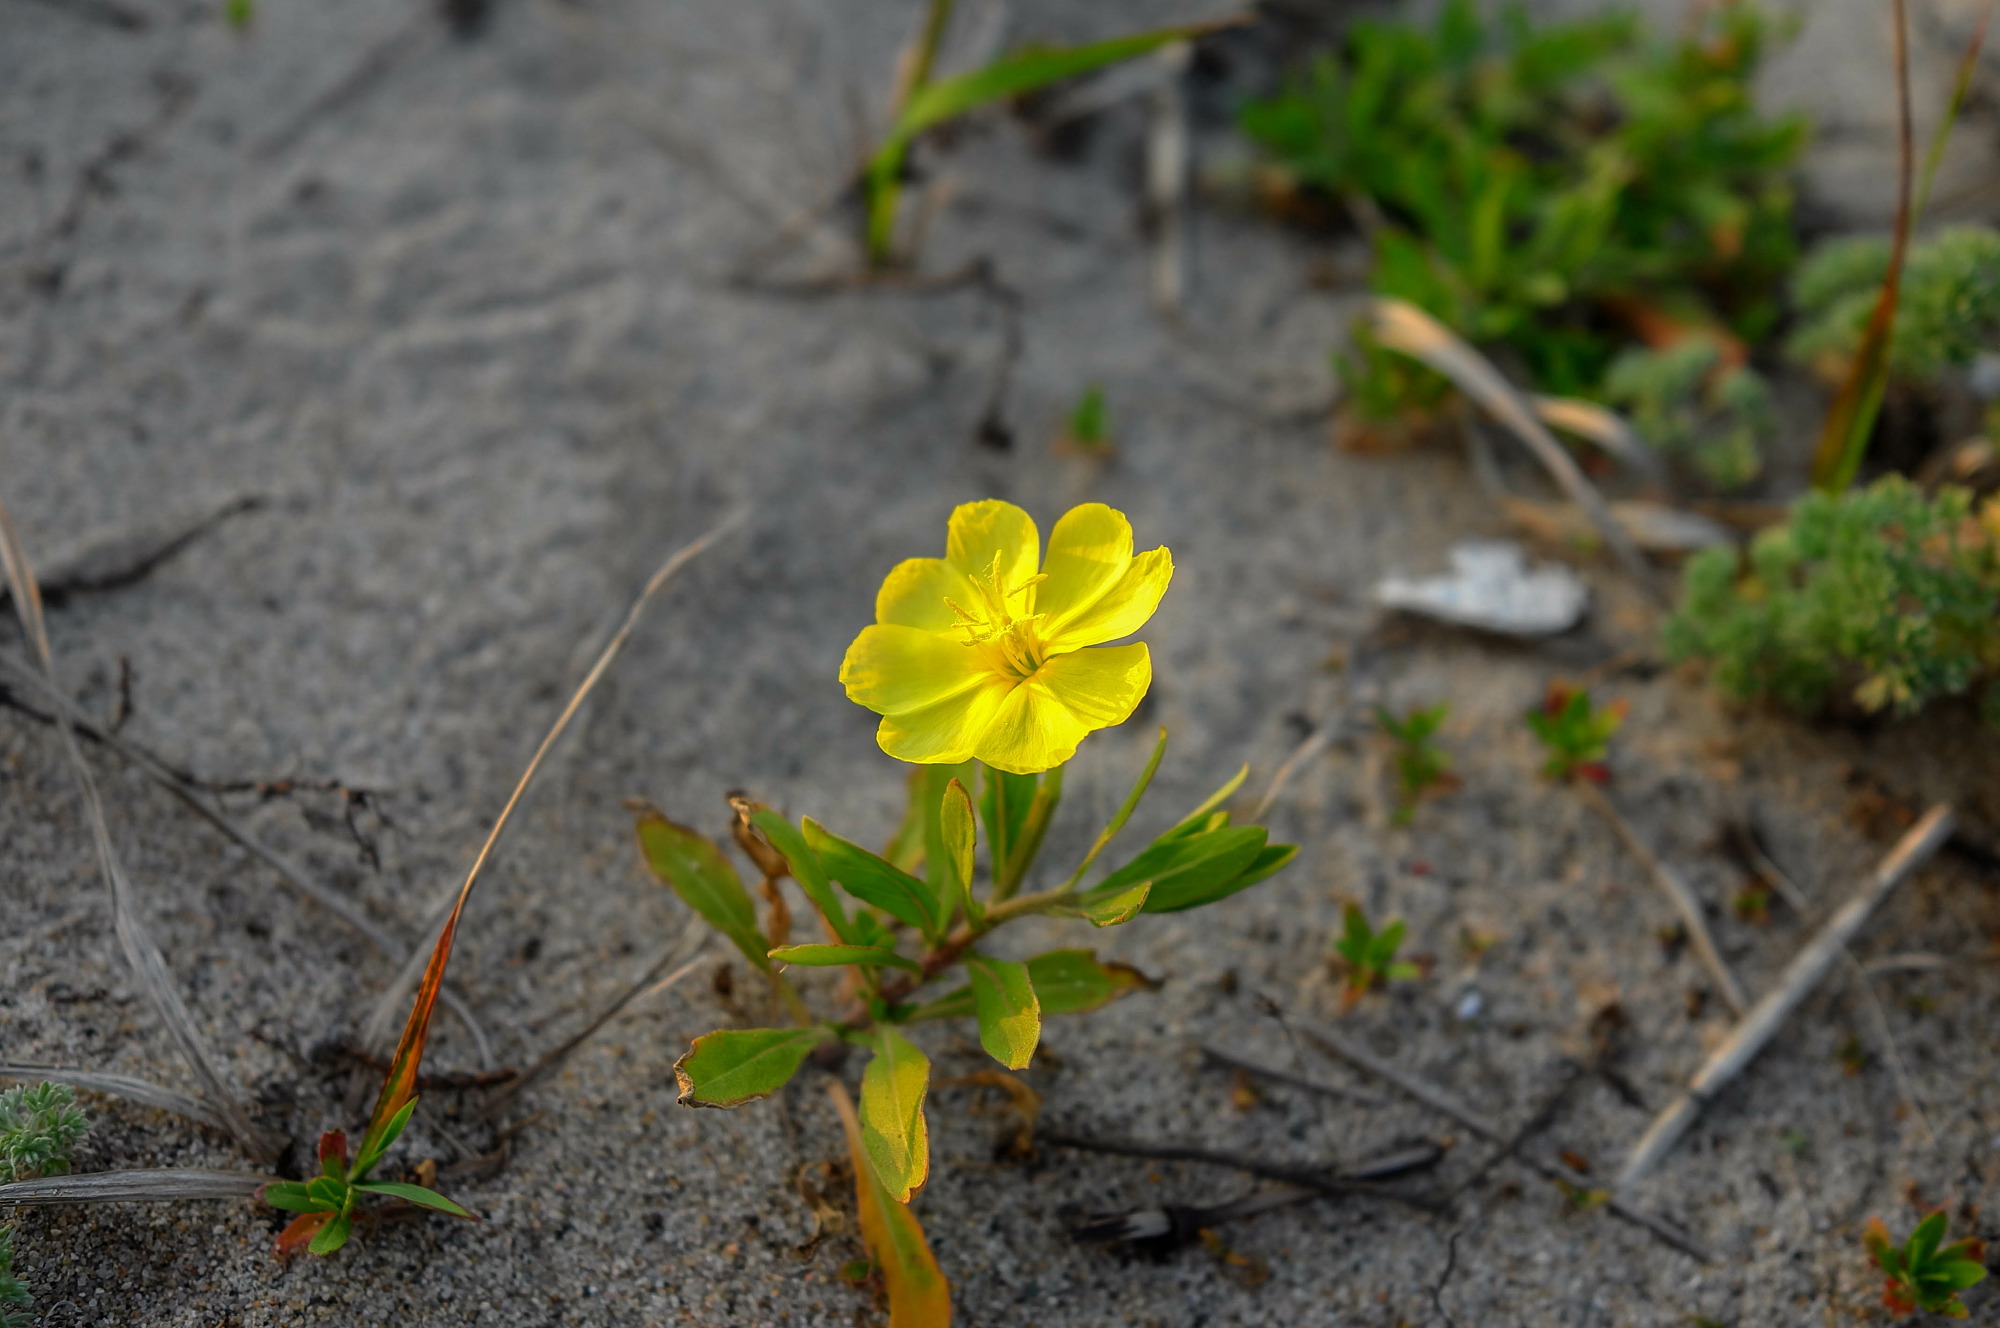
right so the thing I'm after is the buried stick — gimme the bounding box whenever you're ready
[1614,805,1954,1189]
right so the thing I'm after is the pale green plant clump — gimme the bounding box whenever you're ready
[1789,226,2000,385]
[0,1082,92,1328]
[1602,340,1774,490]
[1667,476,2000,720]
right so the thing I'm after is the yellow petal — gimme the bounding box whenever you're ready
[877,676,1016,764]
[874,557,973,632]
[945,500,1039,587]
[1042,548,1173,651]
[1035,503,1133,632]
[841,625,987,715]
[972,644,1151,774]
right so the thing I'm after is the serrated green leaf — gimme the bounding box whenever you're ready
[768,944,922,972]
[1026,949,1151,1015]
[748,808,855,944]
[637,812,769,969]
[966,953,1040,1069]
[308,1212,352,1256]
[940,778,982,928]
[674,1026,832,1107]
[860,1028,930,1202]
[260,1181,322,1214]
[353,1180,474,1219]
[805,820,944,939]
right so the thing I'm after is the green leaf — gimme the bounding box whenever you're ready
[674,1026,833,1107]
[977,766,1038,874]
[747,808,855,944]
[1058,880,1151,926]
[304,1176,347,1210]
[804,820,944,939]
[966,953,1040,1069]
[905,986,976,1022]
[1059,727,1168,890]
[308,1213,352,1256]
[352,1096,418,1180]
[353,1180,474,1219]
[768,944,921,972]
[1026,949,1152,1015]
[1933,1259,1989,1291]
[940,778,982,928]
[860,1028,931,1203]
[636,812,769,969]
[915,761,975,888]
[1912,1211,1947,1267]
[1164,764,1250,838]
[260,1181,323,1214]
[830,1083,951,1328]
[890,23,1230,147]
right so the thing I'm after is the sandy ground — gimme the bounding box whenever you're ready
[4,1,2000,1324]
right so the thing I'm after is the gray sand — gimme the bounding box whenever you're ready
[3,1,1998,1324]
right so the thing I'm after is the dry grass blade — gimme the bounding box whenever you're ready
[0,1064,235,1136]
[1531,396,1664,485]
[0,494,276,1164]
[1615,805,1953,1189]
[482,933,707,1114]
[1365,298,1664,601]
[0,1169,274,1206]
[1809,0,1914,493]
[0,647,495,1068]
[1577,782,1748,1017]
[357,508,747,1145]
[1293,1016,1712,1261]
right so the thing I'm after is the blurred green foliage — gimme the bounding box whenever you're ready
[1602,340,1773,489]
[1788,225,2000,386]
[1667,477,2000,719]
[1241,0,1804,470]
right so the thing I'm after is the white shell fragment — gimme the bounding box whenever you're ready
[1375,540,1589,637]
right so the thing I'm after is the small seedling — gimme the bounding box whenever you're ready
[1731,884,1772,925]
[1330,903,1420,1013]
[1864,1210,1989,1318]
[1374,702,1456,825]
[1525,684,1627,783]
[1059,384,1110,453]
[0,1227,29,1328]
[0,1083,88,1182]
[260,1104,472,1255]
[224,0,254,29]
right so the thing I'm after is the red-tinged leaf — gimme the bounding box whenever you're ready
[828,1081,951,1328]
[360,895,469,1159]
[318,1129,348,1179]
[275,1210,332,1256]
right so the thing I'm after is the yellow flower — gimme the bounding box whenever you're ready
[840,501,1172,775]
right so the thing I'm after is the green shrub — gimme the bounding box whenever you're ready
[1788,226,2000,384]
[0,1083,88,1182]
[1666,476,2000,718]
[1243,0,1803,410]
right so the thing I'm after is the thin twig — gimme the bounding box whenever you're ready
[359,508,748,1051]
[1040,1129,1446,1216]
[1198,1044,1386,1108]
[1247,725,1332,823]
[1576,782,1747,1017]
[1615,805,1954,1188]
[1844,953,1937,1150]
[482,935,707,1114]
[0,649,496,1070]
[1145,42,1192,317]
[1290,1016,1712,1261]
[0,494,276,1163]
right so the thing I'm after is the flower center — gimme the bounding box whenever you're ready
[944,553,1048,681]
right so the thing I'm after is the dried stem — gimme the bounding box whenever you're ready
[1615,805,1953,1188]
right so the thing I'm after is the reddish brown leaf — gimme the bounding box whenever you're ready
[275,1211,332,1256]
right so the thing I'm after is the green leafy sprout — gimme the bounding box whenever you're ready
[1374,702,1456,826]
[0,1083,89,1183]
[1864,1210,1988,1319]
[867,4,1232,265]
[1667,477,2000,721]
[0,1082,90,1327]
[1525,683,1627,783]
[1601,339,1773,491]
[640,727,1296,1300]
[1063,384,1109,452]
[1330,903,1420,1013]
[1239,0,1803,451]
[260,1102,473,1256]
